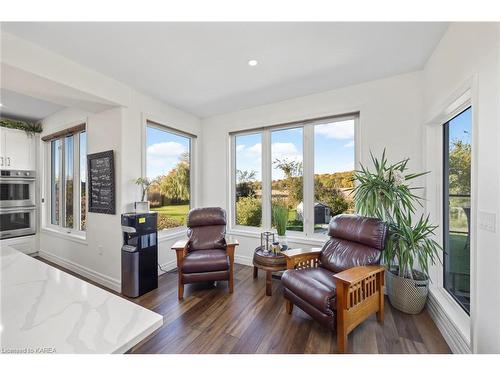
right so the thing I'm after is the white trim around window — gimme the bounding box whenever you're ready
[423,75,478,353]
[229,112,359,240]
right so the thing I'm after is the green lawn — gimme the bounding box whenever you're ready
[151,204,189,225]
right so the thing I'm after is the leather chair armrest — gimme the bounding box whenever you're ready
[333,265,385,353]
[171,239,189,265]
[224,236,239,247]
[281,248,322,269]
[332,265,385,286]
[225,236,239,262]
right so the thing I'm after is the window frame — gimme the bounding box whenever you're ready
[44,125,87,238]
[229,113,359,239]
[143,118,197,235]
[442,106,472,315]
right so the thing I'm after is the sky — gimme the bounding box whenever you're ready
[449,107,472,146]
[146,126,190,179]
[235,119,355,182]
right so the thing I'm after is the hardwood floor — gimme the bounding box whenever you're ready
[35,257,451,354]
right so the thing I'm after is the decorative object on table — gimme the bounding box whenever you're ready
[260,231,275,252]
[253,246,287,296]
[134,177,156,213]
[87,150,116,214]
[281,215,388,353]
[271,241,280,255]
[351,150,442,314]
[0,117,42,136]
[272,199,289,251]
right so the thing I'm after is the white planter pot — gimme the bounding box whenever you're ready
[386,270,429,314]
[134,201,150,213]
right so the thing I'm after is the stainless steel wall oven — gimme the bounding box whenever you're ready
[0,170,36,239]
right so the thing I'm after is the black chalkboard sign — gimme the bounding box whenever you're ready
[87,150,116,214]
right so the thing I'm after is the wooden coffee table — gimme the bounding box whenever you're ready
[252,246,287,296]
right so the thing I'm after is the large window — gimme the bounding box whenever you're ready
[146,122,193,231]
[232,115,356,236]
[443,107,472,314]
[49,129,86,233]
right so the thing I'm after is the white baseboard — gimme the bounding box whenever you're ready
[158,259,177,275]
[427,290,471,354]
[38,249,121,293]
[235,254,253,267]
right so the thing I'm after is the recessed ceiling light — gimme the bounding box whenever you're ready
[248,59,258,67]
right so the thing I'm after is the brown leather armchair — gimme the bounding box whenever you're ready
[282,214,388,353]
[171,207,239,300]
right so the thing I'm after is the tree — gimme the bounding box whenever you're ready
[236,196,262,226]
[158,154,190,203]
[314,177,349,216]
[272,158,303,208]
[449,139,471,195]
[236,169,257,198]
[273,158,302,179]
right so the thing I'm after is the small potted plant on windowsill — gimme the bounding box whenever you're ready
[272,200,289,252]
[351,150,442,314]
[134,177,154,213]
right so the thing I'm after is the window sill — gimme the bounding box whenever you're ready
[427,287,471,353]
[41,227,88,245]
[227,227,327,247]
[158,226,188,243]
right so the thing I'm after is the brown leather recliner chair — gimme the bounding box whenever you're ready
[171,207,239,300]
[282,214,388,353]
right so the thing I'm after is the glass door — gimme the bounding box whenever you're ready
[443,107,472,314]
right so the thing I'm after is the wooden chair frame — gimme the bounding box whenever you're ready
[172,236,239,300]
[282,248,385,353]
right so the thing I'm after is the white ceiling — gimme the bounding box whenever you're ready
[2,22,448,118]
[0,88,64,121]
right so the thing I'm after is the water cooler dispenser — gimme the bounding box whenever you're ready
[121,212,158,297]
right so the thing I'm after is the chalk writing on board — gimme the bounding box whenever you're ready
[87,150,115,214]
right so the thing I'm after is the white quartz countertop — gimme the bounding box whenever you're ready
[0,245,163,354]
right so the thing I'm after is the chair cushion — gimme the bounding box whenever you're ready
[281,267,337,314]
[328,214,387,250]
[187,207,227,227]
[320,238,381,273]
[188,225,226,251]
[182,249,229,274]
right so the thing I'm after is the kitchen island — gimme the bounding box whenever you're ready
[0,245,163,354]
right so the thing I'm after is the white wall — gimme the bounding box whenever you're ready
[39,107,124,289]
[200,71,425,264]
[2,32,202,291]
[423,22,500,353]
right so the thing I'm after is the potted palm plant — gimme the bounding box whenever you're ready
[351,150,442,314]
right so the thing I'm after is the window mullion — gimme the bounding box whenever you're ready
[74,134,80,232]
[303,125,315,236]
[59,139,65,229]
[262,130,272,230]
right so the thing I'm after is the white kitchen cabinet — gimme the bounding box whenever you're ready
[0,127,36,171]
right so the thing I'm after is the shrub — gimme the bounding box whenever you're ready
[236,197,262,226]
[149,200,162,208]
[157,214,183,230]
